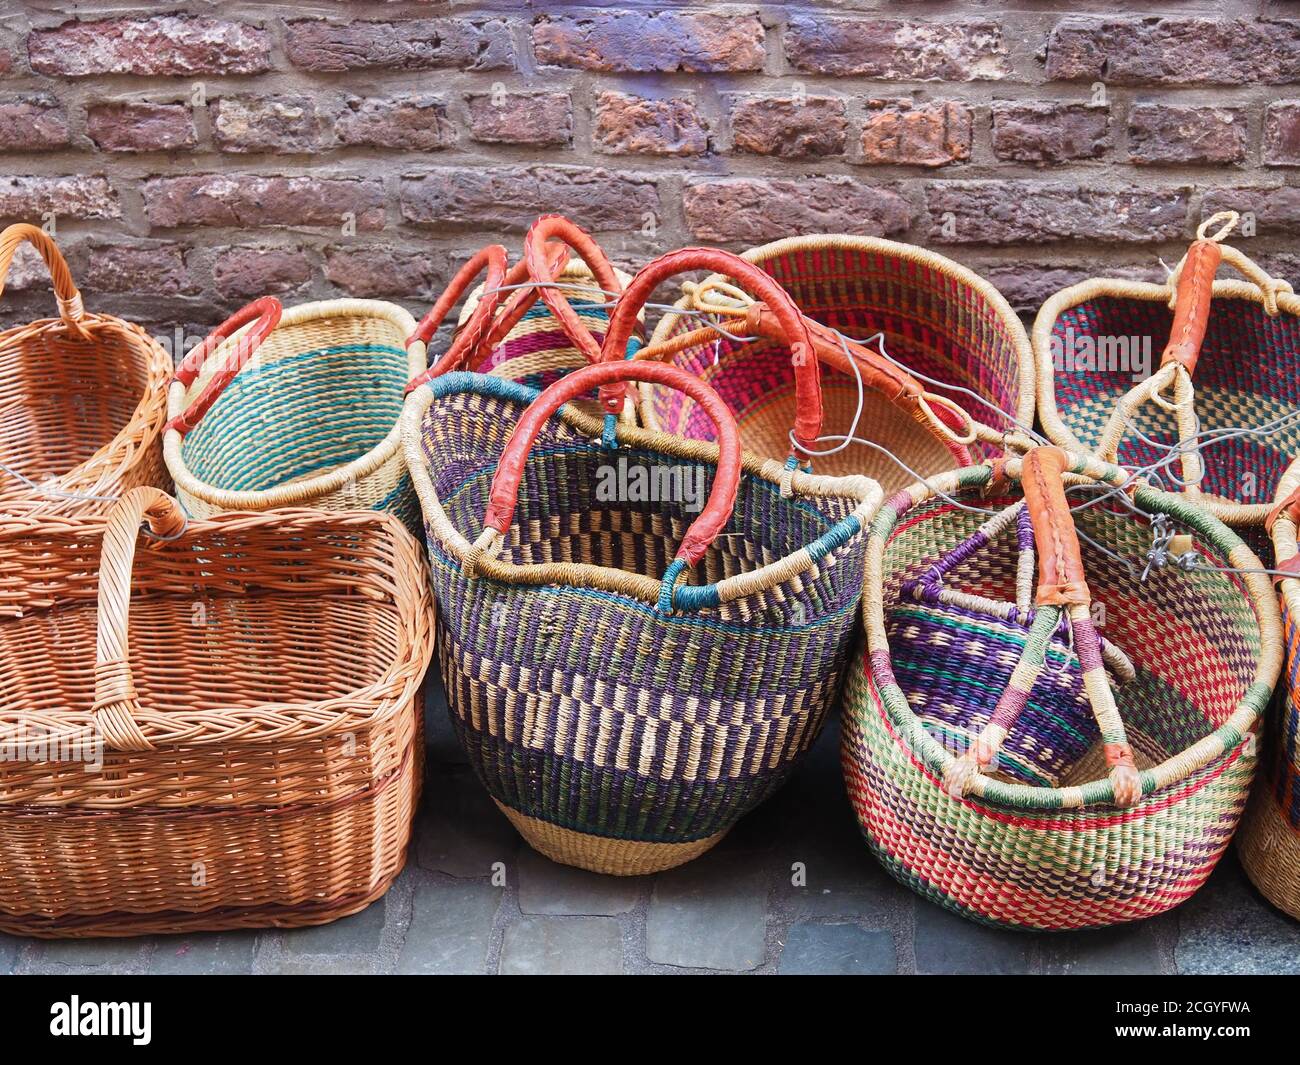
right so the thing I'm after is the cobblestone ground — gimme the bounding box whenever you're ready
[6,673,1299,976]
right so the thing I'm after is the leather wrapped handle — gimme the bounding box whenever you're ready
[0,222,86,326]
[524,214,621,365]
[468,242,570,370]
[93,487,189,752]
[482,360,742,567]
[405,244,508,392]
[1020,447,1090,607]
[602,248,822,448]
[167,296,283,434]
[1160,238,1221,375]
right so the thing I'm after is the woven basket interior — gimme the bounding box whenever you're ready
[882,494,1264,787]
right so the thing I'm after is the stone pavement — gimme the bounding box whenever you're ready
[5,673,1300,976]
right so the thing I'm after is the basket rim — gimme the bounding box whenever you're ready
[0,312,171,511]
[0,502,434,750]
[639,232,1036,433]
[163,298,424,512]
[1032,274,1300,528]
[401,370,881,610]
[863,448,1283,810]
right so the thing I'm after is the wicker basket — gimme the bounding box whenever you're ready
[0,223,170,515]
[404,267,880,874]
[164,296,424,526]
[636,234,1034,493]
[1035,211,1300,558]
[843,446,1281,929]
[0,486,433,936]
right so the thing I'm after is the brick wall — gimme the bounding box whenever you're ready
[1,2,1297,351]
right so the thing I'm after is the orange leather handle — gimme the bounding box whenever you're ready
[467,241,571,369]
[406,244,508,392]
[167,296,283,434]
[1160,239,1222,375]
[483,360,742,566]
[1020,447,1090,607]
[606,248,821,448]
[523,214,621,364]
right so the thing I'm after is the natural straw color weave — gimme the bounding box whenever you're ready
[843,449,1281,929]
[1035,212,1300,547]
[0,487,433,937]
[0,224,170,515]
[1239,456,1300,918]
[165,298,424,526]
[641,234,1034,493]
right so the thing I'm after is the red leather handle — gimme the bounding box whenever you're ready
[524,214,621,364]
[468,242,570,370]
[1020,447,1090,607]
[604,249,822,448]
[406,244,508,393]
[483,360,742,566]
[167,296,282,434]
[1160,239,1221,375]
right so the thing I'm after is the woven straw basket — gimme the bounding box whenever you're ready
[404,253,879,874]
[0,487,432,937]
[0,223,170,515]
[637,234,1035,493]
[1239,457,1300,918]
[165,296,424,526]
[843,447,1280,929]
[1035,212,1300,558]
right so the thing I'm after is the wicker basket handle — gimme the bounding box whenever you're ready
[0,222,86,328]
[405,245,509,393]
[92,487,189,752]
[473,360,742,589]
[166,297,282,435]
[600,248,822,457]
[523,214,622,365]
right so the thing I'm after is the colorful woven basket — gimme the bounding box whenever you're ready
[1239,457,1300,918]
[0,487,433,936]
[636,234,1035,492]
[1036,211,1300,558]
[843,446,1281,929]
[0,223,170,515]
[404,265,880,873]
[164,295,424,526]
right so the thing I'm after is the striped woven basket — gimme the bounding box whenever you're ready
[636,234,1035,493]
[843,446,1281,929]
[0,487,432,936]
[404,259,879,874]
[164,295,424,526]
[1035,211,1300,559]
[0,223,170,515]
[1239,457,1300,918]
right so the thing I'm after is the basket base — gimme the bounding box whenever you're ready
[1238,785,1300,921]
[495,801,727,876]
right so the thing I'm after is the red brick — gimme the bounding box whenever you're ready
[593,92,709,157]
[991,102,1110,164]
[284,18,514,72]
[212,246,313,301]
[979,260,1165,314]
[1046,17,1300,85]
[924,181,1188,244]
[0,95,69,151]
[86,102,196,153]
[325,246,442,300]
[141,175,385,230]
[0,176,119,221]
[683,177,910,243]
[2,242,53,291]
[785,17,1008,79]
[1264,102,1300,166]
[467,91,572,147]
[1129,104,1246,165]
[29,15,270,77]
[212,96,321,154]
[82,243,188,295]
[400,166,660,233]
[534,11,763,73]
[336,95,456,151]
[729,95,846,160]
[860,99,972,167]
[1201,187,1300,234]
